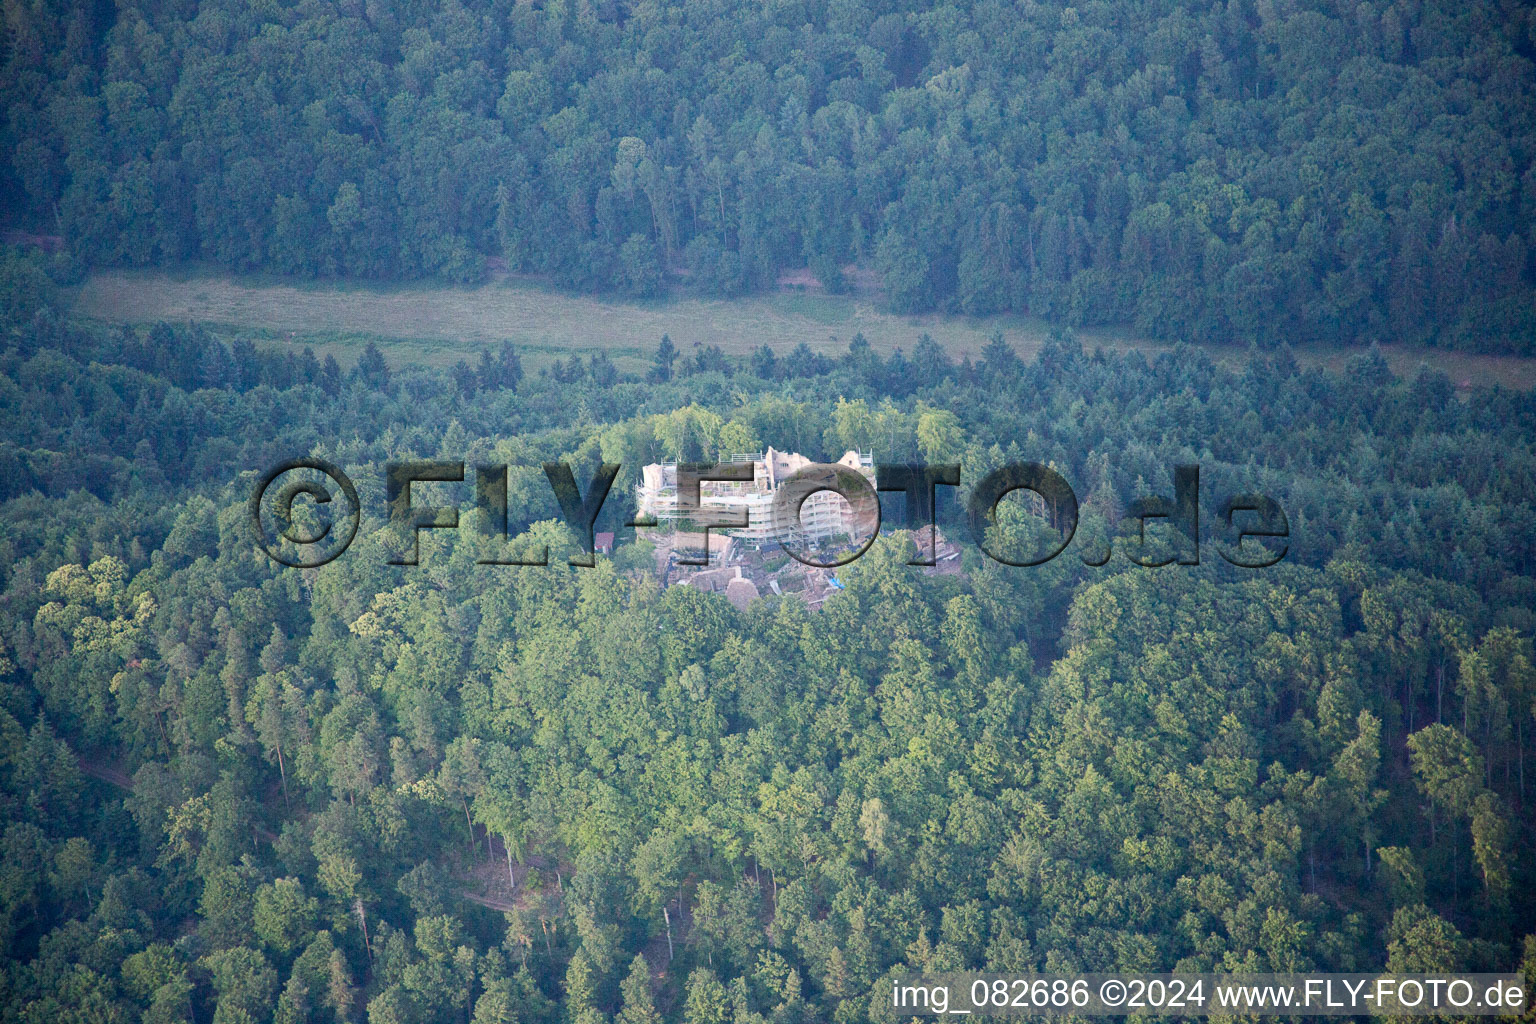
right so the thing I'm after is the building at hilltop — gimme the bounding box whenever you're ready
[637,448,875,548]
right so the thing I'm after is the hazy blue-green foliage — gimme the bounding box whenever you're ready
[3,0,1534,347]
[1,317,1534,1022]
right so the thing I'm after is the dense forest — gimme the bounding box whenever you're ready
[4,0,1536,1020]
[3,0,1536,348]
[1,302,1534,1021]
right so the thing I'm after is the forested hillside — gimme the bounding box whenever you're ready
[3,0,1535,348]
[4,0,1536,1018]
[1,312,1534,1022]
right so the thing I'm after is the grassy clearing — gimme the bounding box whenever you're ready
[71,269,1050,360]
[70,269,1536,389]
